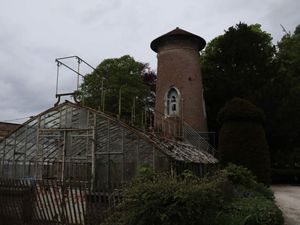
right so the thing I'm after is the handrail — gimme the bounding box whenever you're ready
[183,122,215,155]
[152,108,215,155]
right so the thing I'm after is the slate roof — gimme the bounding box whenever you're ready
[150,27,206,52]
[147,135,218,164]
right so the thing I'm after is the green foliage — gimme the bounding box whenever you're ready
[212,165,280,225]
[225,164,274,200]
[218,98,271,185]
[217,196,284,225]
[217,97,265,125]
[122,172,222,225]
[270,25,300,167]
[277,25,300,80]
[103,166,283,225]
[225,163,257,186]
[201,23,277,131]
[104,169,224,225]
[201,23,300,175]
[81,55,152,122]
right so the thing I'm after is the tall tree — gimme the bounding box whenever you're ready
[277,25,300,80]
[81,55,155,123]
[200,23,296,162]
[274,25,300,158]
[201,23,279,132]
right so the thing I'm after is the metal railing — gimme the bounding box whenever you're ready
[152,108,216,155]
[54,56,97,106]
[182,122,215,155]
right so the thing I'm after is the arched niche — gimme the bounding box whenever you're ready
[165,87,180,116]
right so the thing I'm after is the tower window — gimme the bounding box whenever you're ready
[167,88,179,116]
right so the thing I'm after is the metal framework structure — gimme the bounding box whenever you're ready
[0,55,218,224]
[54,56,96,106]
[0,101,217,188]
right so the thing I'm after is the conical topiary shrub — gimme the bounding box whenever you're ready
[217,98,271,185]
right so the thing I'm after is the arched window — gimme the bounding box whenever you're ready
[167,88,179,116]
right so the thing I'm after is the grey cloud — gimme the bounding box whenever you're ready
[263,0,300,42]
[0,0,299,123]
[82,0,124,24]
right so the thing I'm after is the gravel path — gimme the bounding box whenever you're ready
[272,185,300,225]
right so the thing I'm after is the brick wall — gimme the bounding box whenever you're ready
[0,122,20,140]
[153,34,208,133]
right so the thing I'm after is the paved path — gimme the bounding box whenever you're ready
[272,185,300,225]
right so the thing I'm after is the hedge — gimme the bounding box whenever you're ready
[218,98,271,185]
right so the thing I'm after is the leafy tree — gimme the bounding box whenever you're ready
[81,55,155,123]
[277,25,300,80]
[275,25,300,155]
[217,98,271,185]
[200,23,298,170]
[201,23,278,133]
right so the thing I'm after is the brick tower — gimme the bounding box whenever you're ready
[151,27,208,137]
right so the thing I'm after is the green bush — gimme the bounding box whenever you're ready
[106,169,223,225]
[225,163,257,187]
[218,98,271,185]
[216,165,282,225]
[102,166,283,225]
[225,164,274,200]
[217,196,284,225]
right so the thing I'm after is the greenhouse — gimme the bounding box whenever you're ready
[0,101,217,188]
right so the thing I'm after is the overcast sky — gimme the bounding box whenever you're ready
[0,0,299,123]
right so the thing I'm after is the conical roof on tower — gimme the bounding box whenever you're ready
[150,27,206,52]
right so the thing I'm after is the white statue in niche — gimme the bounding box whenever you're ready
[166,87,180,116]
